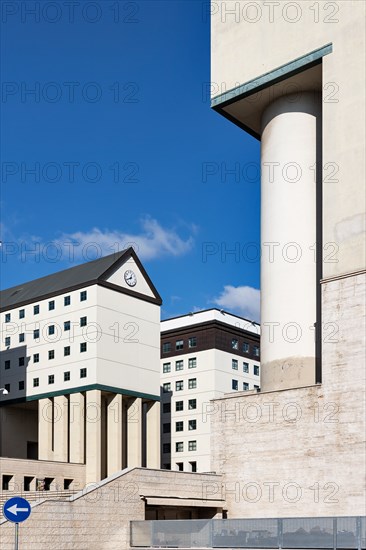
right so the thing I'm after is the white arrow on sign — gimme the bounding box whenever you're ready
[7,504,30,516]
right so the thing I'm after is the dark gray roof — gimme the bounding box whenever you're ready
[1,250,128,311]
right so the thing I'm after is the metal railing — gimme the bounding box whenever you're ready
[130,517,366,549]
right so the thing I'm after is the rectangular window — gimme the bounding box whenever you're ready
[80,342,87,353]
[232,338,239,349]
[5,360,10,370]
[232,359,238,370]
[254,384,260,390]
[163,443,171,454]
[188,337,197,348]
[163,423,171,434]
[48,375,54,384]
[176,462,183,471]
[64,296,71,306]
[190,461,197,473]
[175,401,183,411]
[188,399,197,410]
[175,360,183,371]
[48,325,55,336]
[33,329,39,340]
[163,383,171,393]
[175,340,184,350]
[48,300,55,311]
[175,380,183,391]
[4,383,10,393]
[253,346,260,357]
[33,378,39,388]
[5,313,11,323]
[18,357,25,367]
[19,381,25,391]
[33,353,39,363]
[176,421,183,432]
[232,379,238,390]
[64,371,71,382]
[48,350,55,360]
[5,337,10,347]
[188,357,197,369]
[176,442,183,453]
[243,342,250,353]
[188,419,197,430]
[19,333,25,343]
[163,362,171,373]
[80,368,87,378]
[243,382,249,391]
[80,316,87,327]
[188,440,197,451]
[64,321,70,331]
[64,346,71,357]
[34,305,39,315]
[163,403,171,414]
[254,365,260,376]
[162,342,171,353]
[243,362,249,373]
[19,309,25,319]
[188,378,197,389]
[80,291,87,301]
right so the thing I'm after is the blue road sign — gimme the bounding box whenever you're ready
[3,497,31,523]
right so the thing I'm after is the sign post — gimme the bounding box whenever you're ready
[3,497,32,550]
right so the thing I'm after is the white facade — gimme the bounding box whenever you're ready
[160,309,260,473]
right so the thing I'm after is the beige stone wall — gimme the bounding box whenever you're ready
[210,273,366,517]
[0,467,222,549]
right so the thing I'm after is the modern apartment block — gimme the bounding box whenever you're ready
[160,309,260,473]
[0,248,162,484]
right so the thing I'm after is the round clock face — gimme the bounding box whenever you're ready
[124,269,137,287]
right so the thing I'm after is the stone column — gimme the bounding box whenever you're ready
[53,395,68,462]
[38,398,53,461]
[107,393,123,476]
[127,397,142,467]
[146,400,160,468]
[261,91,321,391]
[85,389,102,484]
[69,392,85,464]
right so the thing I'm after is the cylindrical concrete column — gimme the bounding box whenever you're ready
[146,400,160,469]
[127,397,142,467]
[107,393,123,476]
[85,389,102,484]
[69,392,85,464]
[38,398,53,461]
[53,395,68,462]
[261,92,321,391]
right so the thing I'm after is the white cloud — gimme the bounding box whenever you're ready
[212,285,260,322]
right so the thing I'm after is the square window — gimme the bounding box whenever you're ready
[175,401,183,412]
[232,379,238,390]
[254,365,260,376]
[176,421,183,432]
[188,419,197,430]
[48,325,55,336]
[80,368,87,378]
[19,381,25,391]
[176,462,184,471]
[48,375,54,385]
[48,350,55,360]
[80,316,87,327]
[64,346,71,357]
[5,313,11,323]
[163,383,171,393]
[19,309,25,319]
[64,321,70,331]
[48,300,55,311]
[243,342,250,353]
[243,362,249,373]
[175,360,183,371]
[175,380,183,391]
[176,442,183,453]
[232,359,238,370]
[18,357,25,367]
[175,340,184,350]
[254,384,260,390]
[190,461,197,473]
[33,353,39,363]
[33,329,39,340]
[64,371,70,382]
[253,345,260,357]
[19,333,25,343]
[34,305,39,315]
[188,399,197,410]
[5,360,10,370]
[33,378,39,388]
[163,423,171,434]
[163,403,171,414]
[80,291,87,301]
[188,337,196,348]
[232,338,239,349]
[162,342,171,353]
[188,378,197,389]
[64,296,71,306]
[163,362,171,373]
[243,382,249,391]
[188,440,197,452]
[80,342,87,353]
[188,357,196,369]
[4,383,10,393]
[163,443,171,454]
[5,337,10,347]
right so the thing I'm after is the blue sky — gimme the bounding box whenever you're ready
[0,0,260,321]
